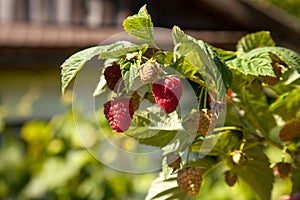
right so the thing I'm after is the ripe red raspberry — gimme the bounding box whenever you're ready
[166,152,181,174]
[139,62,160,83]
[177,167,202,196]
[104,63,125,91]
[224,171,238,187]
[103,97,134,132]
[273,162,292,179]
[279,118,300,142]
[152,77,182,114]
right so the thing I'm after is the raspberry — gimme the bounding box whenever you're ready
[279,118,300,142]
[103,97,134,132]
[130,91,140,112]
[177,167,202,196]
[139,62,160,83]
[232,150,248,166]
[198,110,215,136]
[183,109,216,136]
[273,162,292,179]
[152,77,182,114]
[166,153,181,174]
[224,171,238,187]
[291,191,300,200]
[104,63,125,91]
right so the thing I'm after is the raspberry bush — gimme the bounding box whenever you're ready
[61,5,300,200]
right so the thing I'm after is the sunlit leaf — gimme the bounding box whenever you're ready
[123,5,156,47]
[172,26,232,100]
[119,51,143,91]
[227,47,300,77]
[269,88,300,120]
[237,31,275,53]
[61,41,144,94]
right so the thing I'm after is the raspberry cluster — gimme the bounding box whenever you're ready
[103,60,182,132]
[176,167,202,196]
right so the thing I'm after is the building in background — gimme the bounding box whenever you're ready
[0,0,300,124]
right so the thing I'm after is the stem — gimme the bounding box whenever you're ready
[203,160,223,177]
[198,87,204,108]
[213,126,244,132]
[186,147,192,166]
[281,146,288,162]
[204,88,208,109]
[189,75,206,88]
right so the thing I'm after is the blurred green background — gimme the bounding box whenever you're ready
[0,0,299,199]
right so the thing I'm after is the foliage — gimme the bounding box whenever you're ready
[59,4,300,200]
[0,107,155,199]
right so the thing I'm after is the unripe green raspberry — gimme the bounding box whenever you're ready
[139,62,160,83]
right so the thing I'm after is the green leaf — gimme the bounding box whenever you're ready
[191,131,239,156]
[172,26,232,100]
[152,51,174,65]
[292,167,300,193]
[123,5,156,47]
[119,51,143,91]
[126,107,184,147]
[227,50,275,77]
[168,56,198,78]
[241,86,276,138]
[145,172,187,200]
[213,46,237,62]
[227,47,300,77]
[237,31,276,53]
[60,41,143,94]
[132,106,182,131]
[99,43,148,59]
[269,88,300,120]
[93,74,107,97]
[233,147,274,200]
[267,47,300,73]
[127,129,178,148]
